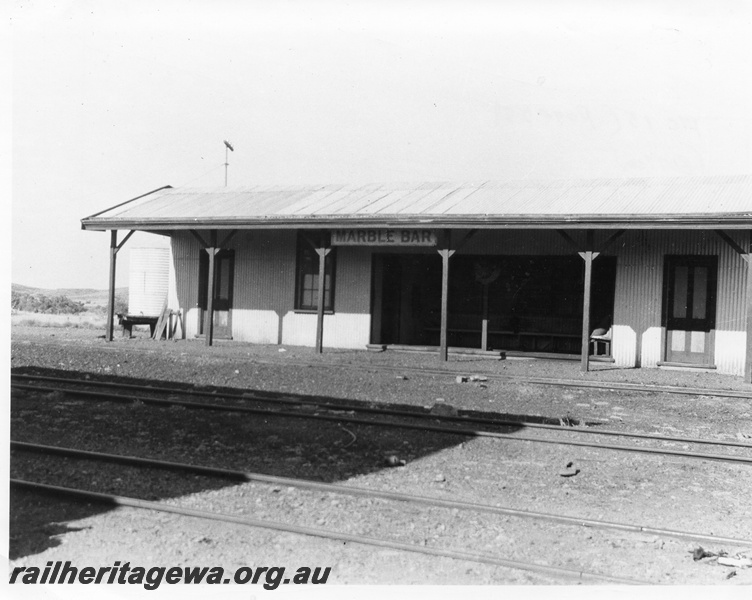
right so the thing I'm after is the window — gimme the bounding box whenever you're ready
[295,235,335,311]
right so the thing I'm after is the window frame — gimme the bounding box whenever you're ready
[294,235,336,312]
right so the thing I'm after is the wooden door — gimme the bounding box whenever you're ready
[199,249,235,339]
[663,256,717,365]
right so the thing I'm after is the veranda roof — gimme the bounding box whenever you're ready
[82,175,752,231]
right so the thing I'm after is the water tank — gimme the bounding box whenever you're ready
[128,247,170,316]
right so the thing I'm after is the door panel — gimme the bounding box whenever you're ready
[664,256,717,365]
[198,249,235,339]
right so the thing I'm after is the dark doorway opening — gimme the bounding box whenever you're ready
[198,249,235,339]
[371,253,617,355]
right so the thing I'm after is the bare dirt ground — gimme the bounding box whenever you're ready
[8,325,752,588]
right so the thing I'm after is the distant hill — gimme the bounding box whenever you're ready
[11,284,128,308]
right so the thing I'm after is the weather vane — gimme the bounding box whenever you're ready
[223,140,234,186]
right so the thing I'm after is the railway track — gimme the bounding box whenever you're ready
[11,375,752,466]
[10,478,647,585]
[16,437,730,586]
[13,438,752,585]
[11,371,752,584]
[13,439,752,548]
[14,337,752,399]
[249,357,752,400]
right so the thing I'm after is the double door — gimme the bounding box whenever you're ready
[663,256,717,365]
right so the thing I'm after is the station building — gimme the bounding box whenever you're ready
[81,175,752,381]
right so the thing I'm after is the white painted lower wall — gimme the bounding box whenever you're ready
[640,327,664,369]
[613,326,747,375]
[611,325,636,368]
[168,229,748,376]
[231,309,281,344]
[229,309,371,349]
[281,312,371,349]
[611,326,667,370]
[715,330,747,376]
[611,230,748,376]
[184,307,201,339]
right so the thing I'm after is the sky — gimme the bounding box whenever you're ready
[9,0,752,290]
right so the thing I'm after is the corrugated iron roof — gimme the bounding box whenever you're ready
[81,175,752,230]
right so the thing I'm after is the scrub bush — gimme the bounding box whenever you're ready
[11,292,87,315]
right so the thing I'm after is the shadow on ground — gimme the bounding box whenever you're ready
[11,366,582,560]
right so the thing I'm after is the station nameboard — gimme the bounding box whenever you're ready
[331,229,437,247]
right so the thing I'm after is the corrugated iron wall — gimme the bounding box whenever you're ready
[167,245,179,333]
[231,230,296,344]
[169,228,748,374]
[170,231,371,347]
[170,233,201,337]
[461,229,575,255]
[612,230,748,375]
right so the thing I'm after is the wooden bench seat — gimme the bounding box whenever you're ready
[424,327,581,352]
[117,314,160,337]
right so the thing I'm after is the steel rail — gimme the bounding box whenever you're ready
[13,440,752,548]
[10,478,649,585]
[12,374,752,450]
[11,382,752,465]
[247,357,752,400]
[14,346,752,400]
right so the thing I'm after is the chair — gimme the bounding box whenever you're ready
[589,327,612,356]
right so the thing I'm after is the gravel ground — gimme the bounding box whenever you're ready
[8,325,752,588]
